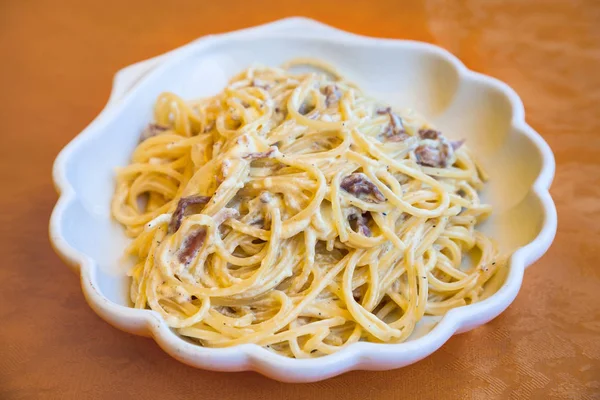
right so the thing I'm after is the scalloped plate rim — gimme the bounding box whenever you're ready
[49,17,557,382]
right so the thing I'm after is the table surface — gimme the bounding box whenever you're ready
[2,0,599,399]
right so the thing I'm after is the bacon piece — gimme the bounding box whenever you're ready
[415,129,465,168]
[379,108,408,142]
[178,228,207,264]
[176,208,238,264]
[169,195,211,234]
[341,173,385,203]
[415,145,444,167]
[323,85,341,107]
[418,129,440,140]
[388,111,404,134]
[348,211,372,237]
[416,140,456,168]
[139,123,168,142]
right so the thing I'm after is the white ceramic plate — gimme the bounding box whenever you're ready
[50,17,557,382]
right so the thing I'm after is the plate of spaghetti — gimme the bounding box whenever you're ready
[51,17,556,381]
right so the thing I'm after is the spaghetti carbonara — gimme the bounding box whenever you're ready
[112,60,505,358]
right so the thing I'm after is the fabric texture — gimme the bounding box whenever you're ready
[1,0,598,398]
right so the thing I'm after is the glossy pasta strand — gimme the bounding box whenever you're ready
[111,59,506,358]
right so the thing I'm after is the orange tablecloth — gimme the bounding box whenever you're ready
[1,0,599,398]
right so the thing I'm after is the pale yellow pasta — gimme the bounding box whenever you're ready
[112,59,506,358]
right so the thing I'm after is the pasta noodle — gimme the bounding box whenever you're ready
[111,59,506,358]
